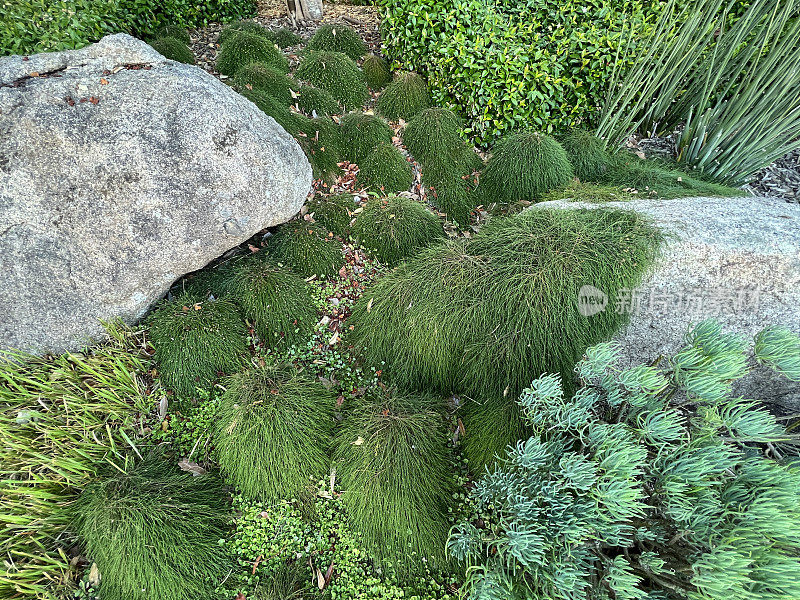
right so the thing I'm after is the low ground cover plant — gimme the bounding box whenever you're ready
[149,35,195,63]
[268,220,344,279]
[294,116,344,182]
[305,23,366,61]
[233,63,297,103]
[356,141,413,193]
[295,51,369,111]
[362,53,391,89]
[295,85,340,116]
[217,30,289,76]
[339,111,394,164]
[309,193,358,237]
[376,71,431,121]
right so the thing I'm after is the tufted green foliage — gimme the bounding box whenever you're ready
[557,128,610,182]
[218,19,272,45]
[146,294,248,400]
[449,320,800,600]
[268,220,344,279]
[295,51,369,111]
[149,36,195,63]
[334,391,454,579]
[220,251,317,349]
[217,30,288,76]
[153,24,190,44]
[233,62,297,103]
[310,194,359,237]
[351,195,444,266]
[294,85,340,117]
[252,562,312,599]
[426,175,478,228]
[294,116,343,182]
[459,395,530,472]
[71,452,231,600]
[241,88,304,134]
[272,26,302,48]
[306,23,367,61]
[214,363,334,501]
[357,142,413,193]
[340,111,394,164]
[362,53,392,89]
[479,131,574,203]
[403,107,481,179]
[376,71,431,121]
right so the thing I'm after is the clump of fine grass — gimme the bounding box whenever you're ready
[349,207,663,401]
[459,396,530,472]
[362,53,391,89]
[271,27,302,48]
[153,25,190,45]
[356,142,413,193]
[219,20,274,45]
[220,251,317,349]
[403,107,480,178]
[351,195,444,266]
[339,111,393,164]
[295,51,368,111]
[309,194,358,237]
[427,175,478,228]
[214,363,334,501]
[233,63,297,103]
[71,452,231,600]
[253,562,312,599]
[146,294,248,400]
[268,220,344,279]
[294,85,340,117]
[217,31,289,76]
[376,72,431,121]
[150,37,195,64]
[241,88,304,134]
[294,116,343,182]
[333,390,454,579]
[306,23,367,61]
[540,181,634,203]
[479,131,574,203]
[557,129,611,182]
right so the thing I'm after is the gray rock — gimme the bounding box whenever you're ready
[1,34,312,355]
[534,195,800,411]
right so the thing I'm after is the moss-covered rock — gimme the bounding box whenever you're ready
[306,23,367,61]
[295,51,369,111]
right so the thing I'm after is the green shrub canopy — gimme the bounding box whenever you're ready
[356,142,413,193]
[268,220,344,279]
[310,194,358,237]
[351,195,444,266]
[339,111,393,164]
[295,51,369,111]
[149,36,195,64]
[295,85,340,117]
[233,63,297,103]
[362,53,392,89]
[480,131,574,203]
[557,128,610,182]
[214,364,334,500]
[306,23,367,61]
[216,30,288,76]
[376,71,431,121]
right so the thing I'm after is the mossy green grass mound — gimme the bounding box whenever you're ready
[295,85,340,117]
[233,63,297,103]
[272,27,302,48]
[350,195,444,266]
[71,452,231,600]
[241,88,304,135]
[306,23,367,61]
[403,107,478,177]
[310,194,358,237]
[220,251,317,349]
[459,396,530,472]
[216,31,288,76]
[357,142,413,193]
[214,363,334,501]
[268,220,344,279]
[427,176,477,228]
[153,25,190,45]
[150,36,195,64]
[540,181,634,203]
[294,116,343,183]
[333,391,454,579]
[376,72,431,121]
[362,53,391,89]
[295,51,368,111]
[146,294,248,400]
[339,111,393,164]
[480,131,574,203]
[557,128,611,182]
[218,20,273,45]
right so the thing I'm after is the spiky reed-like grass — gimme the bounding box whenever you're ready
[376,71,431,121]
[459,396,530,472]
[309,194,358,237]
[253,562,312,599]
[557,129,610,182]
[333,391,454,579]
[71,451,231,600]
[294,116,343,183]
[271,27,302,49]
[233,63,297,104]
[268,220,344,279]
[350,195,444,266]
[426,175,477,228]
[356,142,413,193]
[146,294,249,400]
[150,36,195,64]
[295,85,340,117]
[362,53,391,89]
[217,31,288,76]
[402,107,480,179]
[214,363,334,501]
[479,131,573,203]
[295,51,369,111]
[306,23,367,61]
[339,111,393,164]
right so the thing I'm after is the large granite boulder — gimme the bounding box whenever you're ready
[0,34,312,355]
[534,195,800,411]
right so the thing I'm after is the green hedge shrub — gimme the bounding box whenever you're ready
[356,142,413,193]
[295,51,369,111]
[268,221,344,279]
[217,31,288,76]
[233,63,297,103]
[149,36,195,64]
[306,23,367,61]
[340,111,394,164]
[362,53,391,89]
[376,71,431,121]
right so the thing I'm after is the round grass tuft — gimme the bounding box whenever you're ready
[268,220,344,279]
[306,23,367,61]
[294,85,340,116]
[153,25,190,45]
[309,194,358,237]
[272,27,302,48]
[214,363,334,501]
[351,195,444,266]
[339,111,393,164]
[403,107,480,179]
[71,452,231,600]
[218,20,273,45]
[356,142,413,193]
[146,294,248,400]
[150,36,195,64]
[427,176,477,228]
[480,131,574,203]
[233,63,297,103]
[216,31,288,76]
[557,128,611,182]
[333,390,454,579]
[220,251,317,349]
[295,116,343,183]
[241,88,305,134]
[376,71,431,121]
[362,53,391,89]
[295,51,368,111]
[459,396,530,472]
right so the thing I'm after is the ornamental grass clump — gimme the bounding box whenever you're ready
[376,71,431,121]
[480,131,573,203]
[306,23,367,61]
[459,395,530,471]
[220,252,317,349]
[153,25,190,45]
[295,85,340,117]
[427,176,477,228]
[295,51,369,111]
[334,391,454,579]
[71,452,231,600]
[268,220,344,279]
[218,20,273,45]
[150,36,195,64]
[362,53,391,89]
[339,111,393,164]
[272,27,301,48]
[356,142,413,193]
[449,321,800,600]
[403,107,480,179]
[214,363,334,501]
[351,195,444,266]
[146,294,248,400]
[233,63,297,104]
[217,31,288,76]
[309,194,358,237]
[294,116,343,182]
[557,128,610,182]
[242,89,303,134]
